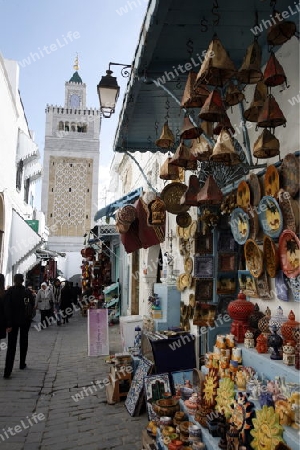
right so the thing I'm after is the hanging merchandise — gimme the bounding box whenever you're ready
[253,129,280,159]
[244,81,268,122]
[198,89,226,122]
[155,121,175,148]
[213,112,235,136]
[180,174,201,207]
[237,39,263,85]
[257,94,287,129]
[190,135,213,161]
[264,165,280,197]
[224,83,245,107]
[278,229,300,279]
[200,120,214,137]
[115,204,137,234]
[180,115,202,140]
[147,197,166,227]
[263,52,287,87]
[263,235,280,278]
[210,128,241,165]
[196,175,223,205]
[194,35,236,87]
[169,142,198,170]
[267,9,297,46]
[180,71,210,108]
[159,156,181,180]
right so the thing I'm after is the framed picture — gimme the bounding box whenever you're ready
[216,276,236,295]
[216,295,234,316]
[193,302,216,326]
[194,256,214,278]
[144,373,171,420]
[218,253,237,272]
[195,232,213,254]
[171,370,193,396]
[218,232,237,252]
[238,270,258,298]
[125,356,153,417]
[195,278,213,300]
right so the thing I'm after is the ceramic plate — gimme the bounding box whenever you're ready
[184,256,193,274]
[264,165,280,198]
[263,235,280,278]
[248,173,261,207]
[244,239,264,278]
[230,208,250,245]
[278,229,300,278]
[257,196,283,238]
[236,180,251,211]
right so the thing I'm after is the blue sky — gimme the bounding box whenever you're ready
[0,0,148,208]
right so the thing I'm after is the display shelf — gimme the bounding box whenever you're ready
[239,345,299,385]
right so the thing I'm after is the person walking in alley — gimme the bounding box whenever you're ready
[0,274,7,344]
[51,278,62,325]
[60,281,73,324]
[35,282,54,328]
[3,274,35,379]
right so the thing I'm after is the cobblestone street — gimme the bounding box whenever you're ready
[0,310,146,450]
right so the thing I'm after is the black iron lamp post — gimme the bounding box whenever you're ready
[97,62,131,118]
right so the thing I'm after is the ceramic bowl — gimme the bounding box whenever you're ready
[257,196,283,238]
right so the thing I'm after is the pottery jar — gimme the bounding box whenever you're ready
[283,342,295,365]
[160,417,173,428]
[188,424,202,442]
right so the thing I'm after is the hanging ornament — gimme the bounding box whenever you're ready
[155,121,175,148]
[263,51,287,87]
[267,10,297,46]
[180,71,210,108]
[237,39,263,85]
[257,94,286,128]
[195,35,236,87]
[169,142,198,170]
[244,81,268,122]
[210,128,241,165]
[253,129,280,159]
[180,115,202,140]
[198,89,226,122]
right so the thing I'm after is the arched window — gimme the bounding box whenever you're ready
[65,121,69,131]
[58,121,64,130]
[71,122,76,132]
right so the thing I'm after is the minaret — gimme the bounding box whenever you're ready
[41,57,101,275]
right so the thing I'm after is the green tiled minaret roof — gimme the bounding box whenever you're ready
[69,71,82,83]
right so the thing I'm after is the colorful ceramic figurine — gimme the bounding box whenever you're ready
[244,330,255,348]
[267,325,283,360]
[282,342,295,365]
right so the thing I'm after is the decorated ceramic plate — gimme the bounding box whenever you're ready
[279,153,300,198]
[257,196,283,238]
[237,180,251,211]
[244,239,264,278]
[248,173,261,207]
[264,165,279,197]
[160,182,190,215]
[263,235,280,278]
[278,189,299,233]
[184,256,193,275]
[230,208,250,245]
[278,229,300,278]
[176,212,192,228]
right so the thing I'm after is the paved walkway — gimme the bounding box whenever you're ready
[0,310,146,450]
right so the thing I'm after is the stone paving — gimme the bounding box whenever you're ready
[0,310,147,450]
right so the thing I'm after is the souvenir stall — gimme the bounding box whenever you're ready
[94,0,300,448]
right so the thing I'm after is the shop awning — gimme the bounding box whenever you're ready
[9,209,43,272]
[16,129,39,163]
[94,187,142,221]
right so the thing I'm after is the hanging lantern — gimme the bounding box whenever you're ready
[180,115,203,140]
[198,89,226,122]
[155,121,175,148]
[181,71,210,108]
[169,142,198,170]
[253,129,280,159]
[244,81,268,122]
[225,83,245,107]
[200,120,214,137]
[190,135,213,161]
[267,10,297,46]
[237,40,263,84]
[147,197,166,227]
[180,175,201,206]
[197,175,223,205]
[263,52,287,87]
[257,94,286,128]
[210,128,241,165]
[213,112,235,136]
[159,157,180,180]
[195,35,236,87]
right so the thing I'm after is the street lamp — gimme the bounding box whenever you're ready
[97,62,132,118]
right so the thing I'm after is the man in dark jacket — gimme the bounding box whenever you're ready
[3,273,34,379]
